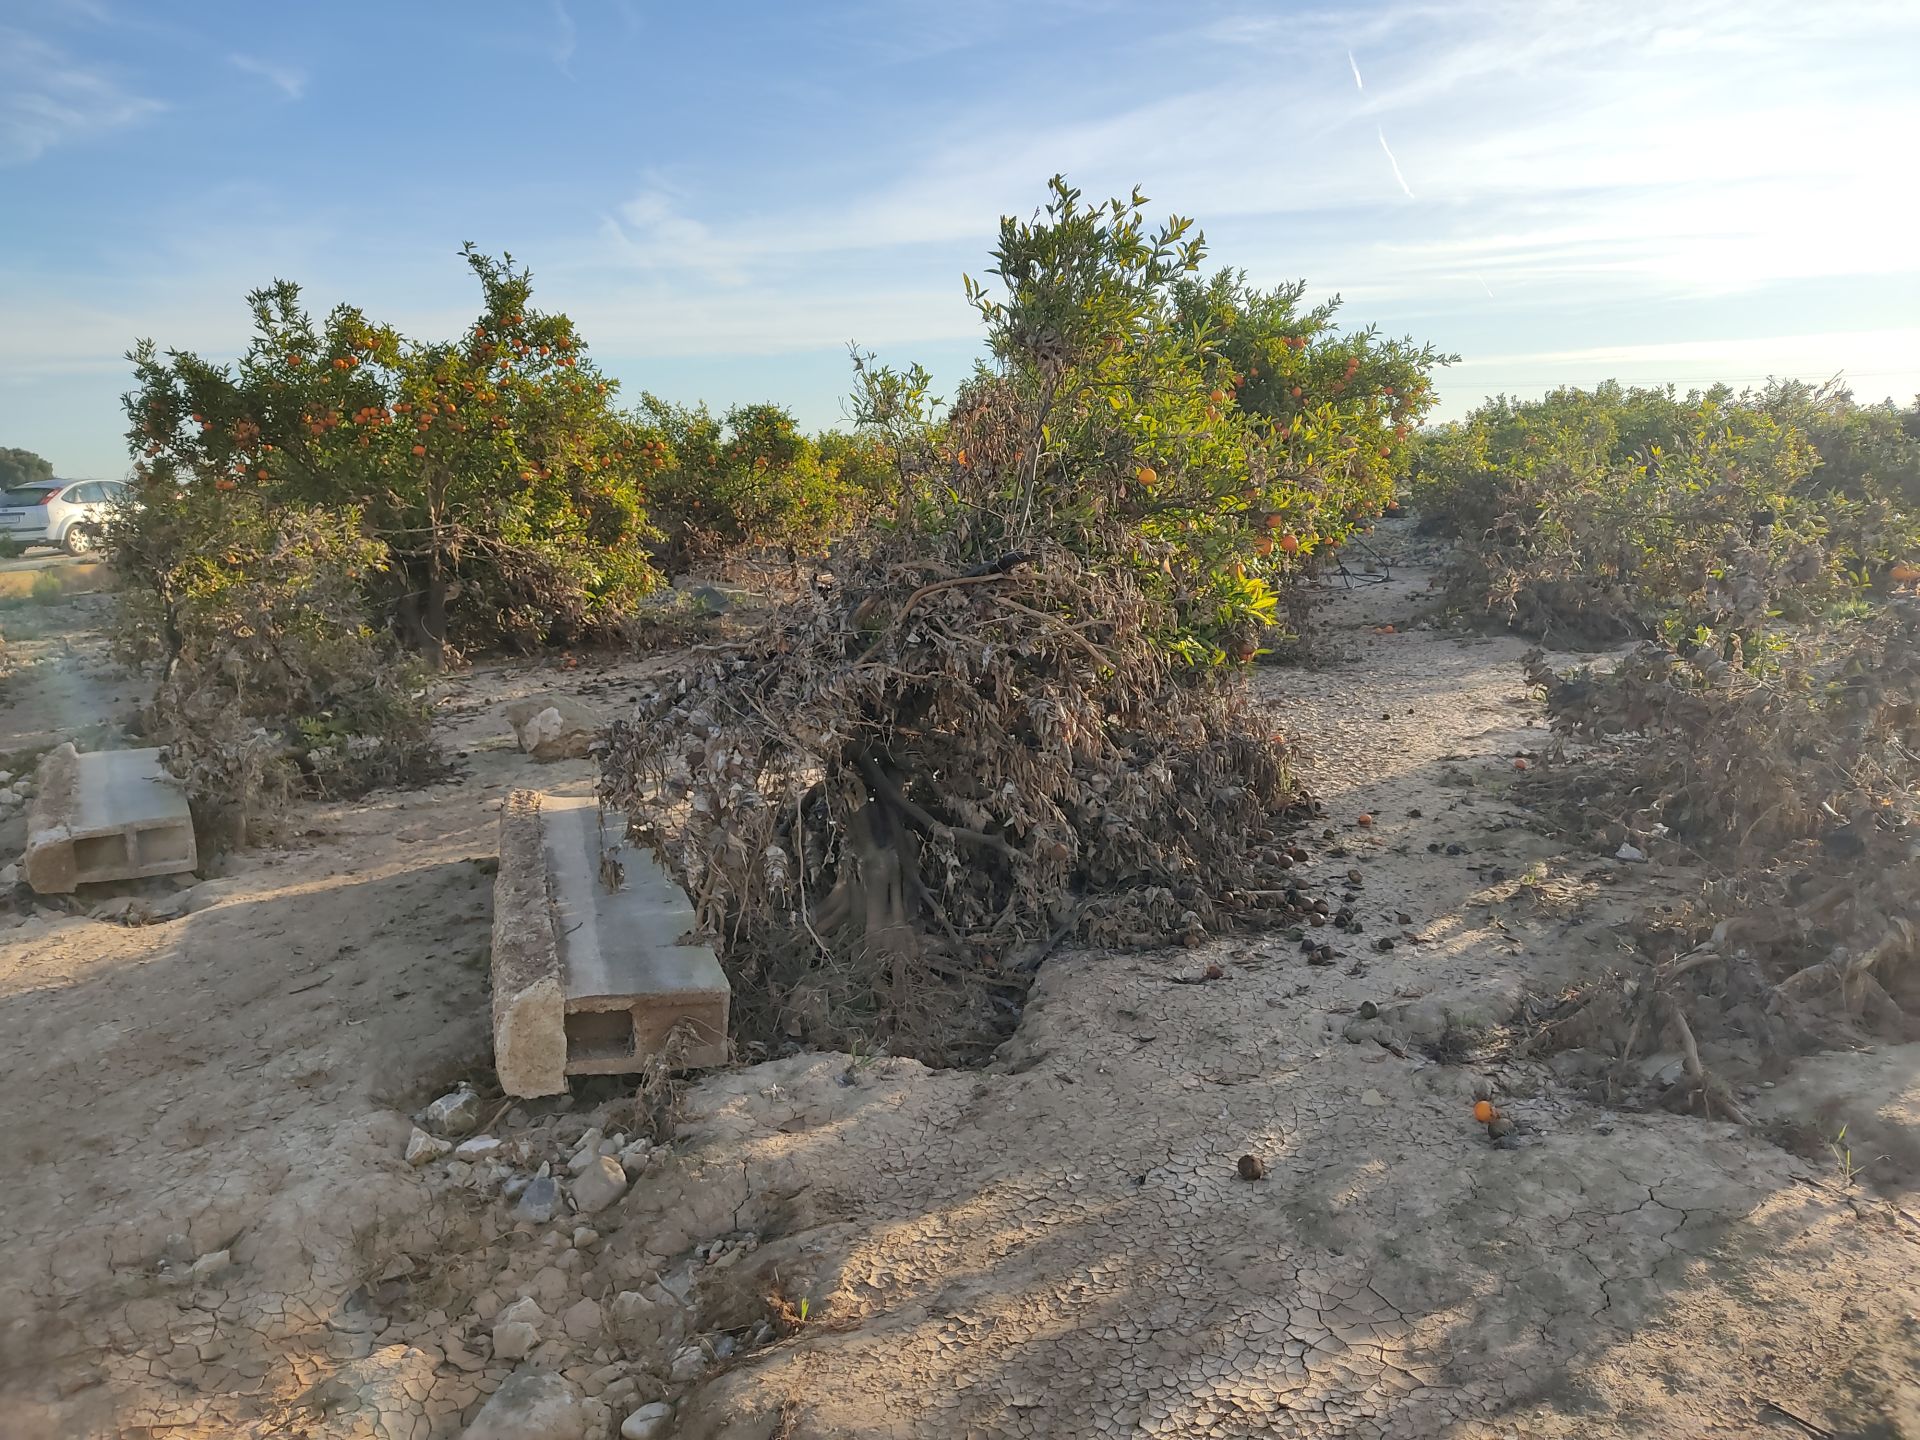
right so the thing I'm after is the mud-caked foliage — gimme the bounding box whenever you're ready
[1518,605,1920,1117]
[114,498,435,837]
[1413,381,1920,645]
[603,180,1444,1061]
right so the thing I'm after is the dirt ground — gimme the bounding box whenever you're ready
[2,539,1917,1440]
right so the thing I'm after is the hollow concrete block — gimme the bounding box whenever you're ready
[25,744,198,894]
[491,790,729,1097]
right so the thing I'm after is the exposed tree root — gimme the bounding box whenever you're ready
[602,541,1319,1063]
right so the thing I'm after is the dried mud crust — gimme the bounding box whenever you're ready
[1,563,1916,1440]
[653,563,1920,1440]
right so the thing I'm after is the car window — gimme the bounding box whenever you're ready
[60,483,95,504]
[1,487,56,506]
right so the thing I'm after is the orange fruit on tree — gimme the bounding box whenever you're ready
[1136,465,1157,487]
[1210,387,1228,404]
[1254,535,1274,556]
[411,443,426,456]
[1279,532,1300,553]
[1266,513,1284,530]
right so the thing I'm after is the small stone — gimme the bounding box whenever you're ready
[560,1297,604,1341]
[492,1320,539,1361]
[570,1156,628,1215]
[572,1227,599,1249]
[516,1176,560,1223]
[498,1297,546,1330]
[406,1128,452,1167]
[616,1140,652,1172]
[425,1087,484,1137]
[568,1128,605,1168]
[456,1135,504,1161]
[189,1249,230,1280]
[621,1403,674,1440]
[1237,1155,1266,1181]
[463,1369,587,1440]
[1361,1088,1386,1106]
[667,1344,704,1383]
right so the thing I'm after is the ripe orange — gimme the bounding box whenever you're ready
[411,443,426,456]
[1136,465,1157,487]
[1290,386,1303,398]
[1513,757,1530,772]
[1356,812,1373,827]
[1473,1100,1497,1124]
[1254,535,1274,556]
[1279,532,1300,553]
[1210,388,1228,404]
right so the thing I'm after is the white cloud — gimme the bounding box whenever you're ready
[550,0,576,72]
[228,52,306,100]
[0,26,162,164]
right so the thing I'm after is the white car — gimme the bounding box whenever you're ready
[0,478,129,556]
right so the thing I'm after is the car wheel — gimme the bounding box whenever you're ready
[62,524,98,557]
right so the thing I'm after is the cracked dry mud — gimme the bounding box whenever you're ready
[3,550,1918,1439]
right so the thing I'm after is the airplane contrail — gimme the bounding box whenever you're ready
[1348,49,1365,90]
[1377,127,1414,199]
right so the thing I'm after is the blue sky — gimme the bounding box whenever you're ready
[3,0,1917,478]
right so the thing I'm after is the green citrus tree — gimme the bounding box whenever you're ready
[123,245,661,666]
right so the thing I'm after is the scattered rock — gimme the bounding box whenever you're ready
[425,1087,484,1137]
[667,1345,705,1383]
[405,1128,452,1167]
[498,1297,545,1330]
[515,1175,560,1223]
[1361,1088,1387,1106]
[621,1402,674,1440]
[617,1139,653,1172]
[1638,1051,1687,1088]
[455,1135,504,1161]
[572,1227,599,1249]
[1615,842,1646,863]
[560,1297,604,1341]
[490,1321,540,1361]
[505,693,604,761]
[1237,1154,1266,1181]
[189,1249,230,1281]
[462,1369,587,1440]
[570,1156,628,1215]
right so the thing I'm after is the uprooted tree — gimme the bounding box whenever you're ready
[1443,385,1920,1123]
[601,178,1448,1061]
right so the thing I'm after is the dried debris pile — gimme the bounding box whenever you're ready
[1517,606,1920,1116]
[601,537,1317,1062]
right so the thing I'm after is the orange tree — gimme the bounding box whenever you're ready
[1169,269,1449,559]
[636,396,893,572]
[123,245,660,666]
[929,178,1451,660]
[602,179,1453,1058]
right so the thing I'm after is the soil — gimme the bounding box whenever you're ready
[1,535,1916,1439]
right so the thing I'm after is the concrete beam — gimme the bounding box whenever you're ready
[490,790,729,1096]
[25,744,198,894]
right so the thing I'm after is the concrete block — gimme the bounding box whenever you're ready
[24,744,198,894]
[490,790,729,1097]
